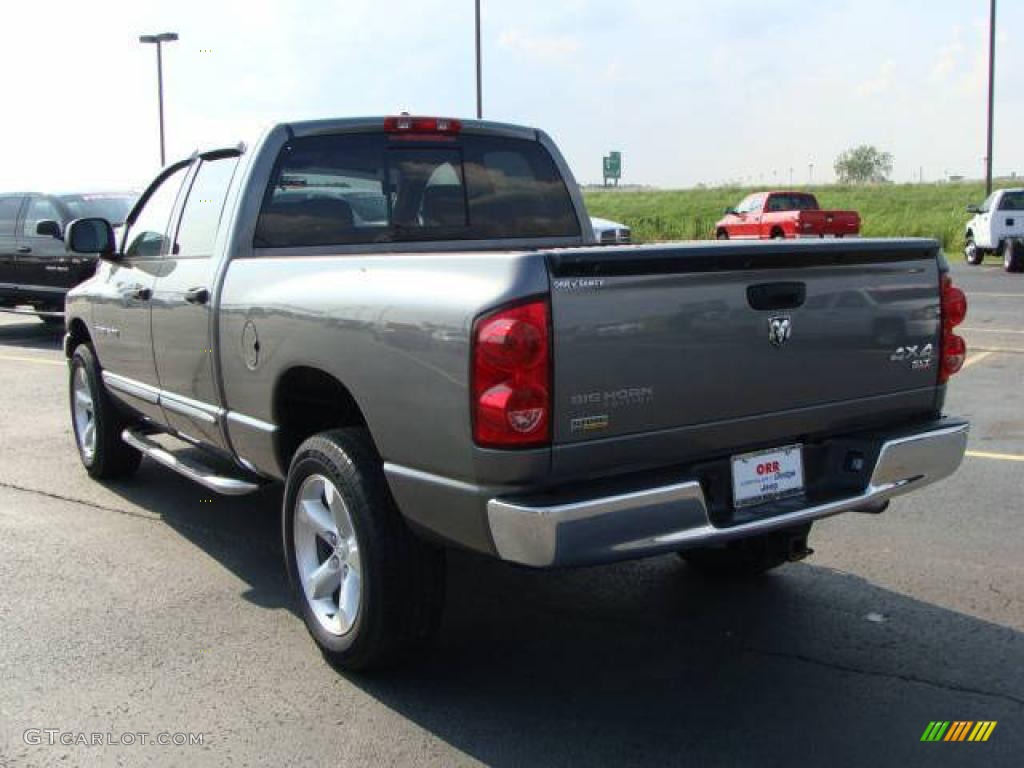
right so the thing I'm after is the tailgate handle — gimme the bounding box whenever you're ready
[747,282,806,311]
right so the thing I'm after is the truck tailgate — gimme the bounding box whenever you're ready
[799,209,860,236]
[546,239,941,474]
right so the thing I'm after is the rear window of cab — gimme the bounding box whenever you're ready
[254,133,581,247]
[765,194,819,212]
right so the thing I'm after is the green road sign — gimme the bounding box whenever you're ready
[603,151,622,179]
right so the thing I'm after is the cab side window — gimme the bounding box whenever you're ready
[174,157,240,258]
[123,166,189,259]
[997,191,1024,211]
[22,198,60,237]
[0,196,24,237]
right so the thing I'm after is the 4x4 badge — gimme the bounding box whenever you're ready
[768,315,792,347]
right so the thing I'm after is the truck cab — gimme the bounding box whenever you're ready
[964,188,1024,272]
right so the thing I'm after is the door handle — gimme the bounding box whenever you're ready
[184,286,210,305]
[747,282,807,311]
[128,286,152,301]
[16,246,31,254]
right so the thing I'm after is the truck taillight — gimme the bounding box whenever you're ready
[939,273,968,383]
[472,299,550,448]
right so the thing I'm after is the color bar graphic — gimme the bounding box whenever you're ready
[921,721,996,742]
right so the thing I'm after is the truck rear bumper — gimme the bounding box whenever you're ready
[794,233,861,239]
[486,420,968,567]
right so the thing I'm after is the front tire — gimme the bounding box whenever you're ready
[283,429,446,671]
[68,344,141,479]
[965,235,983,265]
[716,229,729,240]
[1003,239,1023,273]
[678,524,812,578]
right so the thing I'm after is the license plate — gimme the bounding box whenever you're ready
[731,444,805,509]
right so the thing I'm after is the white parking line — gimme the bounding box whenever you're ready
[961,351,995,369]
[962,327,1024,335]
[973,345,1024,354]
[967,292,1024,298]
[0,354,64,367]
[966,450,1024,463]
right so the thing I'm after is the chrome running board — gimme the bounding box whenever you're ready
[122,428,263,496]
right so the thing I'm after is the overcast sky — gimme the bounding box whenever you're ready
[2,0,1020,191]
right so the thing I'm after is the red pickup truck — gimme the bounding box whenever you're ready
[715,191,860,240]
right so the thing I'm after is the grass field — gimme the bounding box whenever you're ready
[583,181,1017,253]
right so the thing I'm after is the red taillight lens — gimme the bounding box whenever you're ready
[941,334,966,380]
[472,300,550,447]
[941,274,967,329]
[384,115,462,134]
[939,274,968,384]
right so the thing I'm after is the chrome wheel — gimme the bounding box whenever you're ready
[72,364,96,462]
[293,473,362,636]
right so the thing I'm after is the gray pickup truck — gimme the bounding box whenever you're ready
[62,115,970,671]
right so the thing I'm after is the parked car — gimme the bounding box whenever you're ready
[0,191,136,324]
[591,215,631,244]
[963,188,1024,272]
[715,191,860,240]
[63,115,968,672]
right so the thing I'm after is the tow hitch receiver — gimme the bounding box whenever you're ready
[786,536,814,562]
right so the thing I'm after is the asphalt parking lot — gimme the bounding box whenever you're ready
[0,260,1021,767]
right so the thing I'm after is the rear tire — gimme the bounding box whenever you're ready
[1003,239,1023,273]
[283,429,446,671]
[964,235,983,265]
[770,229,785,240]
[678,524,812,578]
[68,344,141,479]
[716,229,729,240]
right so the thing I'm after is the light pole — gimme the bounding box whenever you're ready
[139,32,179,166]
[474,0,482,119]
[985,0,996,195]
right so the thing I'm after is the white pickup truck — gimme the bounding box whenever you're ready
[964,188,1024,272]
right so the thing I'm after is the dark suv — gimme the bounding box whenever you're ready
[0,192,136,325]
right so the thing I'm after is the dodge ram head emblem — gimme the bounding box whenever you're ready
[768,315,792,347]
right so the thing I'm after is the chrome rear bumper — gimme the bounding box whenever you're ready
[487,421,969,567]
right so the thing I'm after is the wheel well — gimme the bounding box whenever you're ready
[770,227,785,238]
[965,229,973,239]
[273,367,370,472]
[66,318,91,357]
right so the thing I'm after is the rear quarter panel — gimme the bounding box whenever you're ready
[218,251,549,482]
[760,211,796,237]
